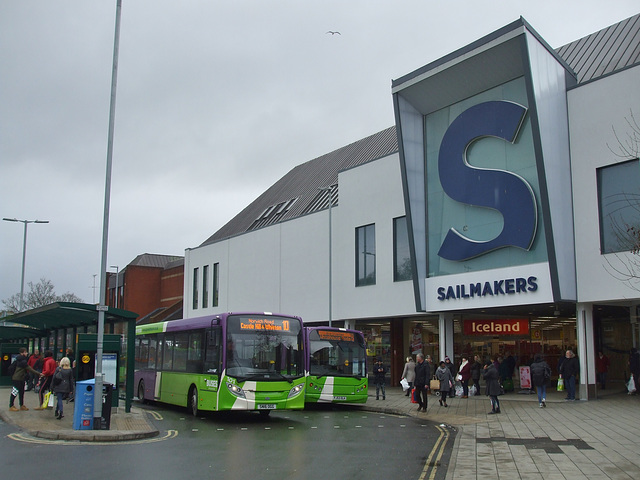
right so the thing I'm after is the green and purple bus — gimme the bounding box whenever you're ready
[304,326,368,404]
[135,312,306,416]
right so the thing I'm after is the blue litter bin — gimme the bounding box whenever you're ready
[73,378,113,430]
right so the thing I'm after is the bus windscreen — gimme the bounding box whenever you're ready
[226,315,304,381]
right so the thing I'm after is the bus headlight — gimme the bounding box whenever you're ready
[288,384,304,398]
[227,383,246,398]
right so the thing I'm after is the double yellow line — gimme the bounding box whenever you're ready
[419,425,451,480]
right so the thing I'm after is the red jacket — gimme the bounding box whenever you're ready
[41,356,56,377]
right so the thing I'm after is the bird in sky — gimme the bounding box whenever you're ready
[326,31,341,35]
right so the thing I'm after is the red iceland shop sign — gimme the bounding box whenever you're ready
[463,319,529,336]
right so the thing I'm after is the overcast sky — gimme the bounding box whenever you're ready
[1,1,638,306]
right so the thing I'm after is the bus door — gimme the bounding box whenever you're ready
[204,326,222,405]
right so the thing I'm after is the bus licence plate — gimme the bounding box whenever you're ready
[258,404,276,410]
[333,396,347,401]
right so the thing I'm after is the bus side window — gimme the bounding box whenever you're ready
[204,328,221,374]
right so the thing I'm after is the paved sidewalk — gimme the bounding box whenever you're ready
[363,385,640,479]
[0,386,158,441]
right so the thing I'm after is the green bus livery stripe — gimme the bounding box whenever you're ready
[136,321,168,335]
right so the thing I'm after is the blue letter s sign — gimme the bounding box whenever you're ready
[437,101,537,261]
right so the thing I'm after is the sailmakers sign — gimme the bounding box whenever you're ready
[393,18,576,312]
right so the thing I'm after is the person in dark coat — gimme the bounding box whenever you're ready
[595,351,610,390]
[8,348,42,411]
[470,355,482,396]
[52,356,75,419]
[559,349,580,401]
[444,356,455,398]
[435,361,454,407]
[530,354,551,408]
[414,353,430,412]
[373,359,386,400]
[482,360,502,414]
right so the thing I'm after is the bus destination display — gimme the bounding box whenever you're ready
[316,330,355,342]
[239,317,292,332]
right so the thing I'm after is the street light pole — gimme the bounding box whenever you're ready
[2,217,49,311]
[318,187,333,327]
[94,0,123,430]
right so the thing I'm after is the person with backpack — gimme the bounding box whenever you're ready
[34,350,56,410]
[8,348,42,412]
[530,354,551,408]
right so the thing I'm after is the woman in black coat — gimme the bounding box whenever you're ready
[530,354,551,408]
[482,360,502,414]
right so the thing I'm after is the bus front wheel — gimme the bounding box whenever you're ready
[189,386,199,417]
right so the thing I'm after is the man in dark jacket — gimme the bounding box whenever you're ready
[373,359,386,400]
[560,350,580,401]
[9,348,41,411]
[414,353,430,412]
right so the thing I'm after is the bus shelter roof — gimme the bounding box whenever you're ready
[0,302,138,340]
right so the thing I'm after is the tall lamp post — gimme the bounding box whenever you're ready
[318,186,333,327]
[2,217,49,311]
[94,0,123,430]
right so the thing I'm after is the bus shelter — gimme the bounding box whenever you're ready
[0,302,138,412]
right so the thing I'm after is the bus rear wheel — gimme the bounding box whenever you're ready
[138,380,146,403]
[188,386,199,417]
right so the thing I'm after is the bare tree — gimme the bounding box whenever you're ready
[1,278,84,313]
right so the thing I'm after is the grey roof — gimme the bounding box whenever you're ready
[128,253,184,269]
[557,13,640,84]
[199,13,640,246]
[200,126,398,246]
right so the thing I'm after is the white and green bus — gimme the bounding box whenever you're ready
[135,312,306,416]
[304,326,368,404]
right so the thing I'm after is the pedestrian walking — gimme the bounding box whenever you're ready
[470,355,482,395]
[436,361,453,407]
[52,357,75,420]
[530,354,551,408]
[444,356,455,398]
[595,351,610,390]
[457,355,471,398]
[482,360,502,414]
[414,353,430,412]
[373,359,386,400]
[34,350,56,410]
[629,348,640,394]
[8,348,42,411]
[401,356,416,397]
[559,350,579,401]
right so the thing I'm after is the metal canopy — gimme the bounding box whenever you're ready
[0,325,46,341]
[0,302,137,340]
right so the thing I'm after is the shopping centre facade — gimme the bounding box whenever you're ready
[184,14,640,397]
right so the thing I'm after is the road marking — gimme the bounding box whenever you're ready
[418,425,451,480]
[6,429,178,446]
[148,410,163,420]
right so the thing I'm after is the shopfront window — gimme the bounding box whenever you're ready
[597,159,640,254]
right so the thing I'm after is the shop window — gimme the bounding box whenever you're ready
[202,265,209,309]
[356,224,376,286]
[597,159,640,254]
[212,263,219,307]
[394,216,412,281]
[192,267,199,310]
